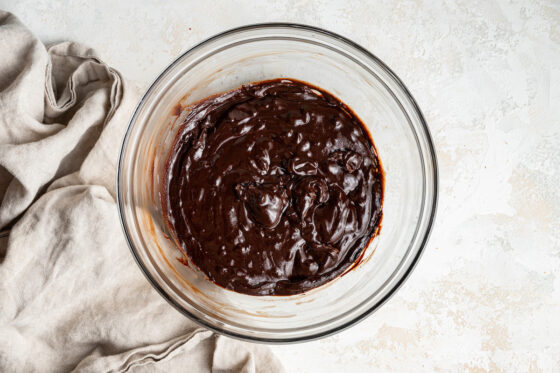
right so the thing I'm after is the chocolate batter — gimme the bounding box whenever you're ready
[162,79,383,296]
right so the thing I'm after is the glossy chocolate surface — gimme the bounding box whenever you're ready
[162,79,383,295]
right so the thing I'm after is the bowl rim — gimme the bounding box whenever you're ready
[116,22,439,344]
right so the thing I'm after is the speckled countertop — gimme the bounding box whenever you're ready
[4,0,559,371]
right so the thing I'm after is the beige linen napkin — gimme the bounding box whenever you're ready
[0,12,283,373]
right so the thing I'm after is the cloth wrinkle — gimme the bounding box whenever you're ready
[0,11,283,373]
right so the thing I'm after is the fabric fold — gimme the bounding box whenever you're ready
[0,11,283,373]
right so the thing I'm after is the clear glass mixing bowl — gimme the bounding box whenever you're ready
[117,24,438,342]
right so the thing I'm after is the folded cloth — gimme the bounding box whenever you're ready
[0,12,283,373]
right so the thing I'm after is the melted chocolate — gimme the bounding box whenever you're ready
[162,79,383,296]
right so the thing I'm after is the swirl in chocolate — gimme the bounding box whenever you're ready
[162,79,383,296]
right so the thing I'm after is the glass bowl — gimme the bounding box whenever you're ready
[117,23,438,343]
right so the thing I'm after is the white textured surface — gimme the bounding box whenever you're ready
[3,0,559,371]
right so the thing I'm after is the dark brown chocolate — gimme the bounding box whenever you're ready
[162,79,383,296]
